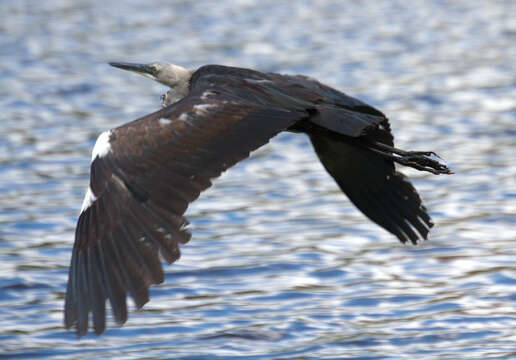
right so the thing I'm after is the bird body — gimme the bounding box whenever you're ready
[65,62,451,336]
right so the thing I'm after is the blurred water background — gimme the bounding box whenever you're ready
[1,0,515,358]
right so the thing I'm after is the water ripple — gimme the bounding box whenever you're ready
[1,0,515,358]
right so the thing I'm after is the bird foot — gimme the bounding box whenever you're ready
[370,142,453,175]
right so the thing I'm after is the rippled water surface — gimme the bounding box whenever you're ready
[1,0,515,358]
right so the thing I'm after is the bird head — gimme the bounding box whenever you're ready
[109,61,191,89]
[109,61,192,106]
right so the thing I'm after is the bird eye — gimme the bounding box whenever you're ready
[150,65,159,74]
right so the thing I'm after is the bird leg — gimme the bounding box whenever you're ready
[367,141,453,175]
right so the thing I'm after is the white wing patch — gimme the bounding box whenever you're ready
[193,103,217,115]
[158,118,172,126]
[91,130,112,161]
[200,90,217,100]
[178,113,195,126]
[80,187,97,213]
[245,78,272,85]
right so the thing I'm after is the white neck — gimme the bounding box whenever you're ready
[162,81,189,107]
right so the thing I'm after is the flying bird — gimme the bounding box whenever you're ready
[65,61,451,337]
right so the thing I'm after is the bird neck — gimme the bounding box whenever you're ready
[162,81,190,107]
[174,80,190,100]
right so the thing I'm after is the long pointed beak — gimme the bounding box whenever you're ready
[109,62,156,78]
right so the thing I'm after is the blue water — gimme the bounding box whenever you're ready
[1,0,515,358]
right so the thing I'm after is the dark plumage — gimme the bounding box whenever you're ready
[65,63,451,337]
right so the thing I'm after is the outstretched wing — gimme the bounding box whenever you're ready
[65,79,308,337]
[282,73,435,243]
[309,132,433,245]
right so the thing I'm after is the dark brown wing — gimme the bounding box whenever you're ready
[275,72,435,243]
[309,130,433,245]
[65,83,307,336]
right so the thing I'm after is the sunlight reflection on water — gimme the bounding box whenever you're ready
[1,0,515,358]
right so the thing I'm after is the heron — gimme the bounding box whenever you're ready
[65,61,451,337]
